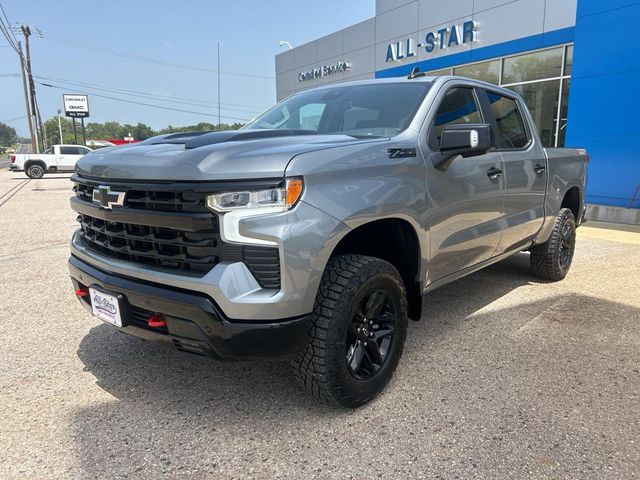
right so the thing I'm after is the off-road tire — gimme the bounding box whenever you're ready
[26,164,45,179]
[530,208,576,281]
[292,254,408,408]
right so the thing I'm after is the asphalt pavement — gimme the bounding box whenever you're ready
[0,172,638,479]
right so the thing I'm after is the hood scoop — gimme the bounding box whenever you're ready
[151,129,321,150]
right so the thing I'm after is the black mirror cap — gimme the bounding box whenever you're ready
[433,123,494,169]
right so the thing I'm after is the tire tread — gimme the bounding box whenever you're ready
[530,208,576,281]
[291,254,407,407]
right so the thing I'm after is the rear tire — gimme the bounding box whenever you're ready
[530,208,576,281]
[26,164,45,179]
[292,254,408,408]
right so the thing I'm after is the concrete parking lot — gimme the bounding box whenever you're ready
[0,171,638,479]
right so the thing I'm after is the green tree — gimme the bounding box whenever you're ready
[157,122,242,135]
[131,122,155,140]
[43,117,77,145]
[0,122,17,147]
[41,117,246,145]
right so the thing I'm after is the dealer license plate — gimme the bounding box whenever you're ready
[89,288,122,327]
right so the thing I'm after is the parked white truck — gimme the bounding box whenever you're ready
[10,145,92,178]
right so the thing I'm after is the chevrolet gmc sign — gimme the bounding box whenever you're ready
[63,94,90,118]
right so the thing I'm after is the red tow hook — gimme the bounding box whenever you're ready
[147,314,167,328]
[75,287,89,298]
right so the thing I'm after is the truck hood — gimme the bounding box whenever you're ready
[75,129,386,181]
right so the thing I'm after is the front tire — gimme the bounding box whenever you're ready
[530,208,576,281]
[26,164,45,179]
[292,255,408,408]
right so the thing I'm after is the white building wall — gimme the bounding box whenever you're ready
[275,0,577,100]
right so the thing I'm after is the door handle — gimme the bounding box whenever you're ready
[487,166,503,179]
[534,164,546,175]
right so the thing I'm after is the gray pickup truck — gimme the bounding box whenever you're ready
[69,75,588,407]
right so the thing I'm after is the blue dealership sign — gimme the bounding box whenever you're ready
[386,21,478,63]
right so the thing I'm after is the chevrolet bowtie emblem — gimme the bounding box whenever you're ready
[92,185,126,209]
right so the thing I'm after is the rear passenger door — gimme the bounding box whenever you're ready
[424,85,505,282]
[481,90,548,252]
[57,146,90,171]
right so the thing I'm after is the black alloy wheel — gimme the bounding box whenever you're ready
[346,289,396,380]
[559,219,575,269]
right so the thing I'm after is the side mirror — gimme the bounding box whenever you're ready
[432,124,494,169]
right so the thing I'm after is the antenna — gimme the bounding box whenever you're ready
[407,67,426,79]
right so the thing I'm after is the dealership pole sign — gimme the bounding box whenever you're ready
[385,21,478,62]
[62,94,90,118]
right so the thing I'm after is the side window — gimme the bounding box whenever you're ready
[486,92,529,149]
[431,87,482,146]
[59,146,79,155]
[79,147,91,155]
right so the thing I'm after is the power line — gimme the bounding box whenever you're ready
[0,2,17,42]
[0,2,19,54]
[33,74,267,114]
[38,30,275,80]
[0,115,29,123]
[38,81,253,122]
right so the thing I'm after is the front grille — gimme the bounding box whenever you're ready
[74,182,210,213]
[76,213,220,272]
[72,176,281,289]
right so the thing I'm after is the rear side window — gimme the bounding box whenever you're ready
[432,87,482,145]
[59,146,80,155]
[486,92,529,149]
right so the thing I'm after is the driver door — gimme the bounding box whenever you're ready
[424,85,505,283]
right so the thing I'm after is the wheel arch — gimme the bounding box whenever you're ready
[329,217,423,321]
[24,159,47,170]
[561,186,582,222]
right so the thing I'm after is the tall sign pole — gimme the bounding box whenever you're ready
[80,117,86,146]
[217,41,221,130]
[57,109,64,144]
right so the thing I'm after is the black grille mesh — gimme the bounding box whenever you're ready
[73,179,281,288]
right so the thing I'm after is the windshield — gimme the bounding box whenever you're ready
[244,82,432,138]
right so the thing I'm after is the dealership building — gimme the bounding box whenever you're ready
[275,0,640,223]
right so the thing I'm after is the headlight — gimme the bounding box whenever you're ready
[206,177,304,212]
[206,177,304,246]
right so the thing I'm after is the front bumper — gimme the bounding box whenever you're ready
[69,255,312,360]
[70,200,349,320]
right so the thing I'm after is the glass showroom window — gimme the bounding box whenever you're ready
[508,80,560,147]
[426,44,573,147]
[454,60,501,85]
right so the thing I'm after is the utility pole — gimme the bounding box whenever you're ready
[57,109,64,144]
[217,41,221,130]
[17,40,36,153]
[21,25,41,153]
